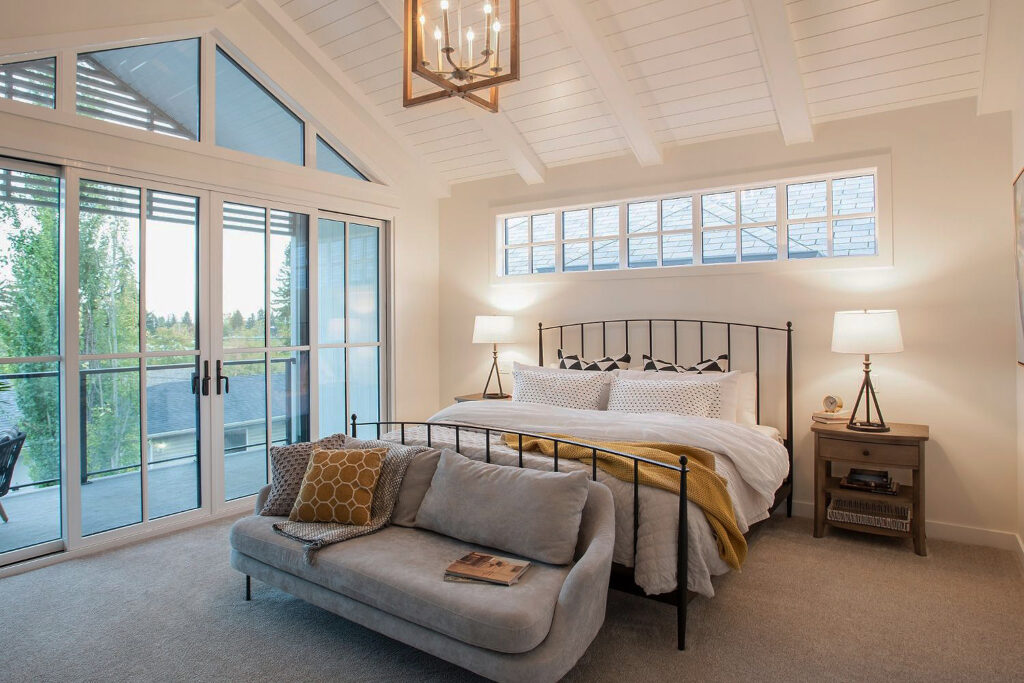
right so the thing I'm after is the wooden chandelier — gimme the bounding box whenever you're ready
[403,0,520,113]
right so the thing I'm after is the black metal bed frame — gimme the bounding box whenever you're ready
[351,317,794,651]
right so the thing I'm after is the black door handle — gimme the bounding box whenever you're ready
[216,360,230,395]
[201,360,211,396]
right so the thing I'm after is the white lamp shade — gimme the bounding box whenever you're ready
[831,310,904,354]
[473,315,515,344]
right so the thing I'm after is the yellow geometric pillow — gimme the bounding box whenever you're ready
[288,447,388,525]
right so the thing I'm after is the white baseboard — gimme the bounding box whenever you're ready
[790,499,1024,564]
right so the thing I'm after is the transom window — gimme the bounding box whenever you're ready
[498,170,877,276]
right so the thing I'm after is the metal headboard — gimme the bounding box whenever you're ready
[537,317,794,458]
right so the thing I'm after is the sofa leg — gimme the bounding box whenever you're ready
[245,575,251,601]
[0,500,7,523]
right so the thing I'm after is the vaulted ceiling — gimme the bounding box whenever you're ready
[267,0,999,188]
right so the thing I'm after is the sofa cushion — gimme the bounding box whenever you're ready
[390,449,442,527]
[415,450,590,565]
[230,516,570,653]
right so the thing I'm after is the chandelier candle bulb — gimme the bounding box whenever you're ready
[418,14,426,66]
[434,26,442,68]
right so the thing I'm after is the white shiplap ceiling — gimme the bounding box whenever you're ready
[272,0,991,187]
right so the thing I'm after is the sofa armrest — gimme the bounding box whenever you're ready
[254,485,271,515]
[555,481,615,624]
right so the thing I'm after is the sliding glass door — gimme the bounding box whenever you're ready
[0,160,63,562]
[317,214,385,438]
[76,176,205,535]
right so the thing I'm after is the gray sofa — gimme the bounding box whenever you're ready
[229,453,615,683]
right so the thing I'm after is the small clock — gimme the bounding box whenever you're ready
[822,395,843,413]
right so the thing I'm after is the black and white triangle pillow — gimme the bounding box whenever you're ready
[642,353,729,373]
[558,348,631,371]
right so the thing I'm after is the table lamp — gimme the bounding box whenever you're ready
[831,310,903,432]
[473,315,515,398]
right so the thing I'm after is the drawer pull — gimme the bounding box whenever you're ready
[862,450,870,457]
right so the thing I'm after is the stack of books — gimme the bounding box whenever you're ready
[444,552,531,586]
[839,468,899,496]
[812,410,851,424]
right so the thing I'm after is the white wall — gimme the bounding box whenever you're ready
[439,98,1020,546]
[1013,70,1024,549]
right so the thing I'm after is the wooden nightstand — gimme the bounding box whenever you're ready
[454,393,511,403]
[812,421,929,555]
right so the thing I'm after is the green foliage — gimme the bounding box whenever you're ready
[0,202,61,484]
[0,191,298,488]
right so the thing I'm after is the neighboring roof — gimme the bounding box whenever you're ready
[0,373,291,438]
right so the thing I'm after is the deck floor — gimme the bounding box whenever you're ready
[1,451,266,555]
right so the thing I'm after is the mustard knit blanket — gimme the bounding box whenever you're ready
[502,433,746,569]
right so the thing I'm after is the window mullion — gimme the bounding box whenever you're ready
[693,194,703,265]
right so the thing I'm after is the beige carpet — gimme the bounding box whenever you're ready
[4,514,1023,682]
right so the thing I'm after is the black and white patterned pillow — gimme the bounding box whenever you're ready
[642,353,729,373]
[558,349,631,371]
[512,367,608,410]
[607,378,722,418]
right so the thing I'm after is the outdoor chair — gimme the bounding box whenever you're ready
[0,430,27,523]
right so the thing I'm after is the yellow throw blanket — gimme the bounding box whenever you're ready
[503,433,746,569]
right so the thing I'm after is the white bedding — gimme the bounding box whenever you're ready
[385,401,788,597]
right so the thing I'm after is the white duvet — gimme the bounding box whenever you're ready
[383,401,789,597]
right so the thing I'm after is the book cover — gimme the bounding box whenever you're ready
[445,552,531,586]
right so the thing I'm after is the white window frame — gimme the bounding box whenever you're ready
[492,154,892,283]
[0,32,380,187]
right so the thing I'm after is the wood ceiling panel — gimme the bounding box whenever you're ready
[793,0,984,57]
[808,70,978,117]
[539,137,628,164]
[796,14,984,74]
[651,96,776,131]
[803,39,982,90]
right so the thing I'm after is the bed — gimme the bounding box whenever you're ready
[351,317,794,650]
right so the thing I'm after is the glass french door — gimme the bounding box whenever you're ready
[1,163,387,568]
[215,198,310,502]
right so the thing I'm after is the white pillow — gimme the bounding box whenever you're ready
[607,377,722,419]
[616,369,741,422]
[736,372,757,426]
[513,361,617,409]
[512,366,608,411]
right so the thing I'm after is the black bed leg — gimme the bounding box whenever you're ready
[786,487,793,518]
[677,454,688,651]
[245,575,251,601]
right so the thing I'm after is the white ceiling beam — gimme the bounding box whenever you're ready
[542,0,662,167]
[376,0,546,185]
[742,0,814,145]
[463,104,546,184]
[243,0,449,197]
[977,0,1023,115]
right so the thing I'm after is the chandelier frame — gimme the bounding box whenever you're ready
[403,0,520,113]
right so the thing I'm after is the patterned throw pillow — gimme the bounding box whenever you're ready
[607,377,723,418]
[288,447,389,525]
[641,353,729,373]
[558,349,631,371]
[260,433,349,516]
[512,367,608,410]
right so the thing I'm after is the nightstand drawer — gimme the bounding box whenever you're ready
[818,436,919,467]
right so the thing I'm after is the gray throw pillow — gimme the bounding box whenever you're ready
[390,449,442,527]
[415,450,591,565]
[259,433,349,516]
